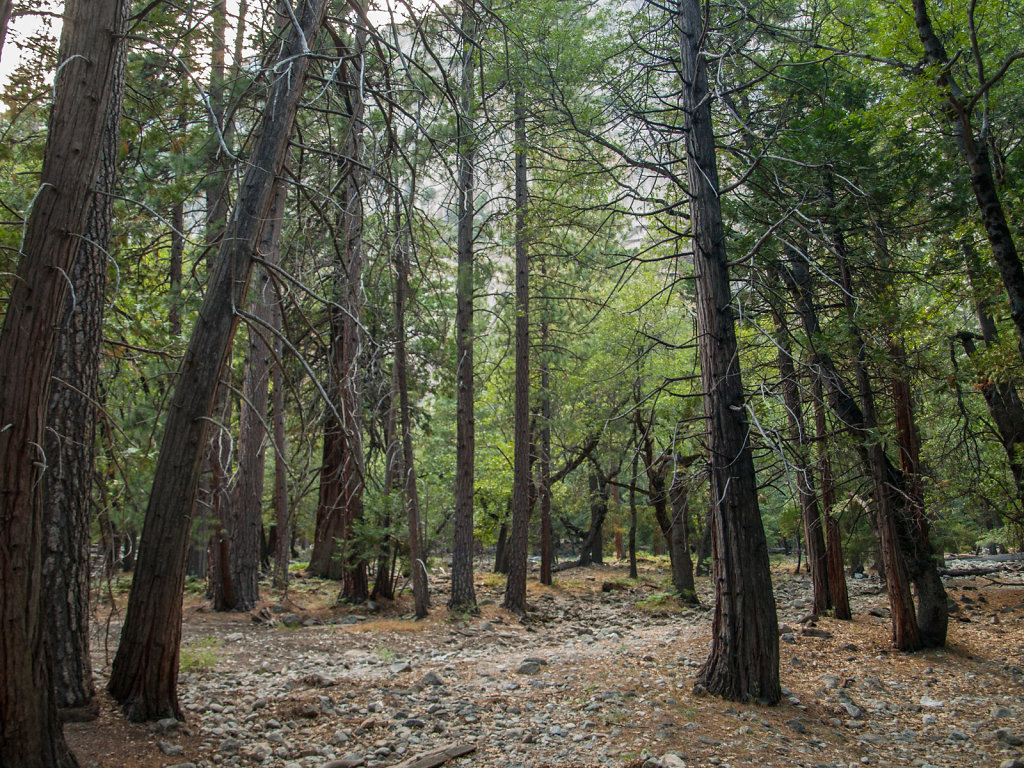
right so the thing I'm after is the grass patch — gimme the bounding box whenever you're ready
[180,637,221,672]
[637,591,688,614]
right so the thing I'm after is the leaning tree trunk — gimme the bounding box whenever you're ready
[774,311,829,614]
[107,0,329,721]
[311,13,368,602]
[449,0,479,614]
[0,0,128,763]
[504,93,531,616]
[911,0,1024,358]
[43,0,127,715]
[678,0,780,704]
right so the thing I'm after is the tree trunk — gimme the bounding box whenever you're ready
[538,316,553,585]
[814,381,850,619]
[107,0,329,721]
[911,0,1024,358]
[449,0,479,614]
[394,191,429,619]
[0,0,11,63]
[271,282,290,591]
[961,239,1024,508]
[0,0,128,763]
[42,0,127,714]
[219,185,285,611]
[310,12,369,603]
[628,427,639,580]
[667,463,698,602]
[504,93,531,616]
[773,310,829,614]
[677,0,780,704]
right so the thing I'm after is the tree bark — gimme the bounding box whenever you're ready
[271,280,290,591]
[813,380,850,619]
[394,191,429,619]
[677,0,780,704]
[911,0,1024,357]
[107,0,329,721]
[0,0,127,763]
[667,460,698,601]
[449,0,479,614]
[504,93,531,616]
[42,0,127,714]
[773,311,829,614]
[310,11,369,603]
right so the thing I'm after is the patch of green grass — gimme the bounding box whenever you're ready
[180,637,221,672]
[184,576,206,595]
[374,644,396,664]
[637,591,687,614]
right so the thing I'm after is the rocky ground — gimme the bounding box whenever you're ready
[68,557,1024,768]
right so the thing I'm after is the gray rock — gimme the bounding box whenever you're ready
[421,671,443,686]
[999,760,1024,768]
[780,633,796,644]
[920,696,944,708]
[280,613,301,628]
[322,757,365,768]
[517,661,542,675]
[659,756,687,768]
[840,702,862,719]
[152,717,180,733]
[992,705,1014,718]
[220,738,243,754]
[786,719,808,734]
[996,728,1024,746]
[158,742,184,756]
[389,661,412,674]
[166,764,197,768]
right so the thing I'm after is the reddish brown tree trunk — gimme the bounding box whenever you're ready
[107,0,329,720]
[813,381,850,620]
[0,0,127,762]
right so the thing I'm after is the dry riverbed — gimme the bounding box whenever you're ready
[68,558,1024,768]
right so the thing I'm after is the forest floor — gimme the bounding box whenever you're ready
[67,555,1024,768]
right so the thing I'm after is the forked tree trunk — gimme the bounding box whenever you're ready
[0,0,128,762]
[449,0,479,614]
[43,0,127,714]
[107,0,329,721]
[678,0,780,704]
[311,12,368,602]
[505,93,531,616]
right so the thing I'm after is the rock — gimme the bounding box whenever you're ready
[992,705,1014,718]
[801,627,833,639]
[390,661,413,674]
[517,661,542,675]
[822,675,841,689]
[158,742,184,756]
[322,756,365,768]
[840,702,862,719]
[421,672,443,686]
[920,696,945,709]
[996,728,1024,747]
[167,764,197,768]
[786,719,808,734]
[659,755,687,768]
[152,717,180,733]
[281,613,302,628]
[999,759,1024,768]
[220,738,242,754]
[780,633,796,644]
[225,632,243,642]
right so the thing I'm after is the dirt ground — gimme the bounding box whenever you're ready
[65,557,1024,768]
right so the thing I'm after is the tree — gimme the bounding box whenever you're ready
[449,0,479,614]
[43,0,128,714]
[678,0,780,704]
[108,0,330,720]
[0,0,128,762]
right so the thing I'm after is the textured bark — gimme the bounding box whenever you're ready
[0,0,11,63]
[774,315,829,615]
[813,381,850,620]
[394,194,429,618]
[0,0,127,763]
[667,461,698,601]
[310,13,368,602]
[627,438,639,580]
[42,0,127,714]
[962,241,1024,508]
[911,0,1024,357]
[271,283,290,591]
[538,316,553,585]
[107,0,328,721]
[678,0,780,704]
[504,95,531,616]
[449,0,478,614]
[219,185,285,611]
[579,469,610,566]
